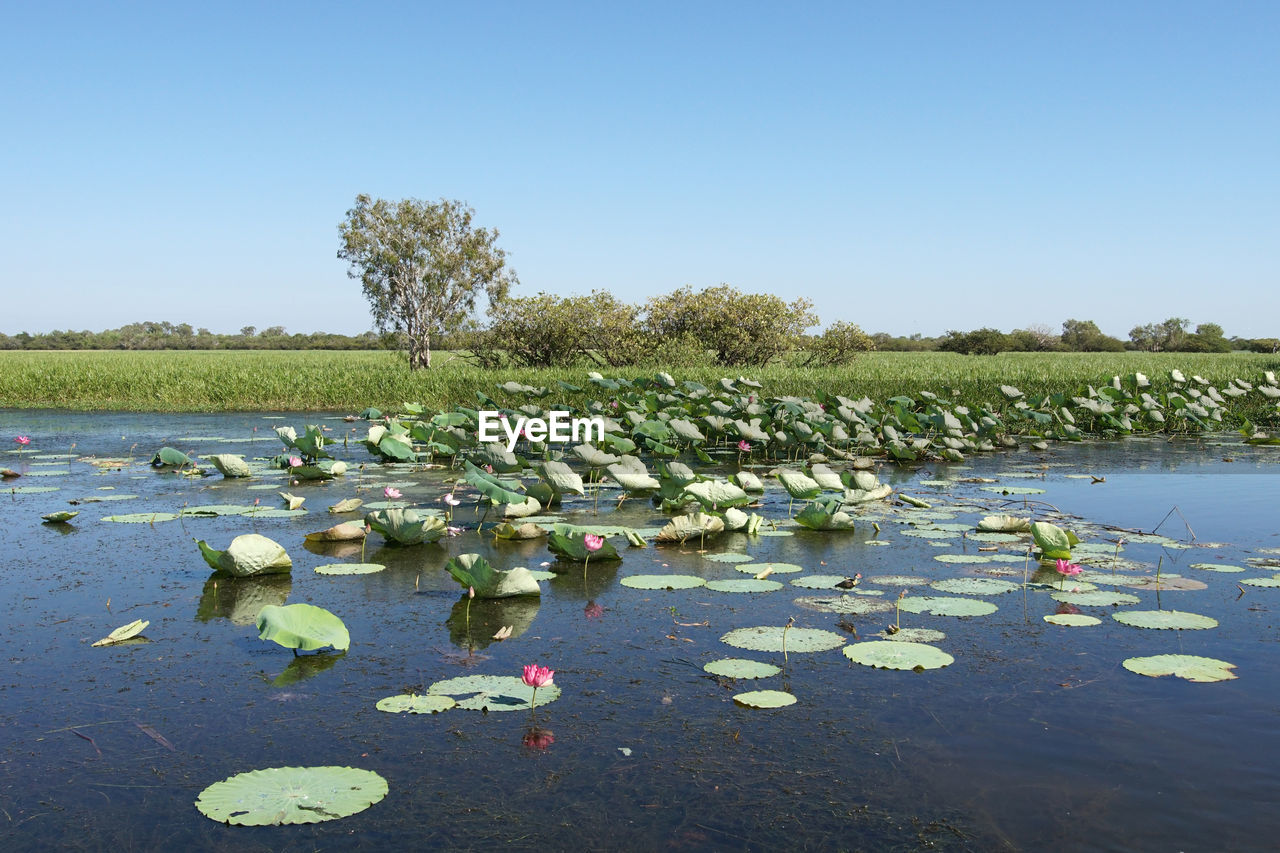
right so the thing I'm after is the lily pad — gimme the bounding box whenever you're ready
[315,563,385,575]
[375,694,456,714]
[864,575,932,586]
[328,498,364,513]
[733,689,796,708]
[426,674,560,711]
[703,658,781,679]
[1189,562,1245,573]
[875,627,946,642]
[791,575,861,589]
[1051,590,1142,606]
[704,552,754,563]
[898,596,998,617]
[980,486,1046,495]
[929,578,1019,595]
[934,554,995,564]
[734,562,805,575]
[1240,576,1280,588]
[619,574,706,590]
[1122,654,1238,682]
[1043,614,1102,626]
[706,578,784,593]
[92,619,149,647]
[256,603,350,651]
[194,766,388,825]
[842,641,954,670]
[41,510,79,523]
[1112,610,1218,630]
[720,626,846,653]
[793,595,893,614]
[101,511,179,523]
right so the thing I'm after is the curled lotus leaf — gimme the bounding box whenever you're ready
[655,512,725,543]
[205,454,251,478]
[92,619,149,647]
[194,766,387,825]
[305,522,367,542]
[256,603,350,652]
[198,534,292,577]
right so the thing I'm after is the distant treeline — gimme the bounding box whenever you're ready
[0,322,391,351]
[874,319,1279,354]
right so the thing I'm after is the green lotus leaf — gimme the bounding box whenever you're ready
[683,480,751,510]
[731,471,764,492]
[733,689,796,708]
[1050,590,1141,606]
[864,574,932,586]
[181,504,258,517]
[1112,610,1218,630]
[875,627,947,642]
[605,462,661,492]
[314,563,385,575]
[573,443,620,468]
[619,574,706,590]
[704,552,753,563]
[793,595,894,615]
[427,674,560,711]
[446,553,541,598]
[843,640,954,670]
[92,618,149,647]
[790,574,860,589]
[41,510,79,523]
[1240,576,1280,588]
[655,512,725,543]
[982,486,1047,495]
[491,522,546,540]
[500,495,542,518]
[933,554,996,564]
[929,578,1019,596]
[734,562,805,575]
[720,626,846,653]
[205,454,251,478]
[1122,654,1237,682]
[328,498,364,514]
[305,522,367,542]
[197,534,292,577]
[364,508,446,546]
[462,460,525,504]
[706,578,784,593]
[256,603,350,651]
[375,694,456,714]
[1189,562,1245,573]
[195,766,387,825]
[151,447,193,467]
[1043,614,1102,626]
[775,468,822,500]
[898,596,998,617]
[548,528,622,562]
[703,658,781,679]
[794,502,858,530]
[1030,521,1079,560]
[538,460,585,497]
[102,511,180,523]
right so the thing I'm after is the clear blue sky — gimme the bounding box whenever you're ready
[3,1,1276,339]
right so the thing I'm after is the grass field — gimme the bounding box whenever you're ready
[1,349,1278,416]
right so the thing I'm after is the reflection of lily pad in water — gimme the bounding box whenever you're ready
[843,641,954,670]
[707,578,784,593]
[375,694,456,714]
[620,575,706,590]
[733,689,796,708]
[197,574,291,625]
[194,765,388,825]
[272,651,344,687]
[720,626,845,653]
[898,596,997,617]
[426,675,560,711]
[703,658,781,679]
[445,596,540,651]
[1122,654,1237,682]
[1043,614,1102,626]
[1112,610,1218,630]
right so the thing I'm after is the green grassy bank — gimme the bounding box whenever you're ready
[0,349,1277,416]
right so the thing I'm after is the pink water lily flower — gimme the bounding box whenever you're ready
[383,486,402,500]
[14,436,30,446]
[583,534,605,552]
[443,494,461,507]
[522,664,555,688]
[287,456,302,468]
[1055,559,1083,577]
[737,440,751,452]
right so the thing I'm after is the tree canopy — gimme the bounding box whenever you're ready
[337,195,516,369]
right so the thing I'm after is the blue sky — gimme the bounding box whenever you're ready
[3,1,1276,339]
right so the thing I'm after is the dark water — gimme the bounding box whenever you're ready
[1,411,1278,851]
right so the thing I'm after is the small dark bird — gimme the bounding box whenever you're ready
[835,573,863,589]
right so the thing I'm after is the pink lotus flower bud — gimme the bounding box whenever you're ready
[383,487,402,500]
[583,534,604,552]
[14,436,30,446]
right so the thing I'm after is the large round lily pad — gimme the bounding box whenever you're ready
[315,563,386,576]
[195,766,388,825]
[1240,576,1280,588]
[619,574,706,590]
[875,627,946,642]
[791,575,860,589]
[1122,654,1237,682]
[704,552,753,563]
[733,689,796,708]
[375,694,457,714]
[930,578,1019,596]
[898,596,997,617]
[101,512,180,523]
[1112,610,1218,630]
[1050,590,1141,606]
[1043,614,1102,627]
[843,641,954,670]
[734,562,804,575]
[706,579,783,593]
[792,596,893,615]
[1189,563,1245,573]
[720,626,845,653]
[426,674,560,711]
[864,575,932,587]
[703,658,781,679]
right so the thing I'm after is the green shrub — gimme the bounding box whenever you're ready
[642,284,816,367]
[800,321,875,366]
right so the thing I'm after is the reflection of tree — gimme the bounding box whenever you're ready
[446,596,540,652]
[302,538,364,560]
[272,651,345,687]
[550,559,621,601]
[196,574,291,625]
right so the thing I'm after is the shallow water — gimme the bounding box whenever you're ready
[1,411,1279,851]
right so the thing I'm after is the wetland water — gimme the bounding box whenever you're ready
[2,410,1279,851]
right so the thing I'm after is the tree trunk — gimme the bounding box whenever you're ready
[409,331,432,370]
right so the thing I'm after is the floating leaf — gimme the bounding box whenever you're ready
[843,640,954,670]
[875,627,946,642]
[864,575,932,586]
[375,694,456,714]
[793,595,893,615]
[315,563,385,575]
[365,508,446,546]
[791,575,860,589]
[101,511,180,523]
[929,578,1019,596]
[734,562,804,575]
[981,486,1046,495]
[426,674,560,711]
[977,514,1031,533]
[1240,576,1280,588]
[1122,654,1237,683]
[194,766,387,825]
[703,658,781,679]
[1189,562,1245,573]
[1112,610,1218,630]
[1051,590,1141,606]
[619,574,706,590]
[1043,614,1102,626]
[256,603,350,651]
[898,596,998,617]
[492,522,546,540]
[92,619,149,647]
[706,578,784,593]
[733,690,796,708]
[41,510,79,523]
[704,552,753,563]
[181,504,258,517]
[720,626,846,653]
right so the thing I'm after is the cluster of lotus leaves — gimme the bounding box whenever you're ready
[198,534,292,577]
[445,553,540,598]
